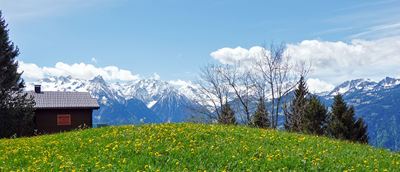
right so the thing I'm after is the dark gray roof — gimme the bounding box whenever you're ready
[27,91,100,109]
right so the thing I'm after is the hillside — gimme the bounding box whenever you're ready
[0,124,399,171]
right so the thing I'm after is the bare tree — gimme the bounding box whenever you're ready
[218,64,255,124]
[194,64,231,122]
[255,43,308,128]
[194,43,308,127]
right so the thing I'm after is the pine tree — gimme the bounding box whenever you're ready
[284,76,308,132]
[218,103,236,125]
[328,94,346,139]
[302,96,328,135]
[0,11,35,138]
[328,94,351,140]
[252,97,270,128]
[353,118,369,144]
[327,94,368,143]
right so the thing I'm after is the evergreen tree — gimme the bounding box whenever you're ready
[0,11,35,138]
[302,96,328,135]
[252,97,270,128]
[284,76,308,132]
[328,94,351,140]
[218,103,236,125]
[327,94,368,143]
[353,118,369,144]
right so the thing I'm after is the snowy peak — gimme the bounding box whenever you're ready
[26,75,124,103]
[375,77,400,89]
[168,80,200,101]
[114,78,173,104]
[327,77,400,96]
[57,75,73,83]
[151,89,195,122]
[109,78,200,105]
[25,75,199,106]
[156,90,188,105]
[27,76,87,92]
[90,75,107,85]
[329,79,376,95]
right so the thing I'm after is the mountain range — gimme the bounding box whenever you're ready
[26,76,400,151]
[319,77,400,151]
[26,75,201,125]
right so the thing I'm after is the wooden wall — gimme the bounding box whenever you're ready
[34,109,93,134]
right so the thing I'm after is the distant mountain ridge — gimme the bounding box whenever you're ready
[325,77,400,96]
[318,77,400,151]
[26,75,201,125]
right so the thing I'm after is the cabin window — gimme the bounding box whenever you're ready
[57,114,71,126]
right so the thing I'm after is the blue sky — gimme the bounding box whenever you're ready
[2,0,400,91]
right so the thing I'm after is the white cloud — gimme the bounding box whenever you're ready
[168,79,193,87]
[18,61,140,81]
[18,62,45,80]
[286,37,400,84]
[307,78,335,94]
[210,36,400,87]
[210,46,264,65]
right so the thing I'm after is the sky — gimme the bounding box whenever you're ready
[1,0,400,92]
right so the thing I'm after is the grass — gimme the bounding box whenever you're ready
[0,123,399,171]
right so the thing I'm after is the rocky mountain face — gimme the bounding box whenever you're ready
[26,76,400,151]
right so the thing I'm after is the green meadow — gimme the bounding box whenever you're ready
[0,123,399,171]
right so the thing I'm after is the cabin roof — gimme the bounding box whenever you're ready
[27,91,100,109]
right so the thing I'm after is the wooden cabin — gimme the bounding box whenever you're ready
[28,85,99,134]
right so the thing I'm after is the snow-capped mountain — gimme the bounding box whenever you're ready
[151,90,194,122]
[327,79,376,96]
[26,75,200,124]
[319,77,400,151]
[327,77,400,96]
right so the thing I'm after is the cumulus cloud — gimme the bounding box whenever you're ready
[18,62,45,79]
[307,78,335,94]
[18,61,140,81]
[286,36,400,84]
[168,79,194,87]
[210,36,400,88]
[210,46,264,65]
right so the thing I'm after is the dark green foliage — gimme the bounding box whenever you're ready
[0,11,35,138]
[252,97,270,128]
[328,94,368,144]
[285,77,328,135]
[284,76,308,132]
[327,94,351,140]
[353,118,369,144]
[218,103,236,125]
[302,96,328,135]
